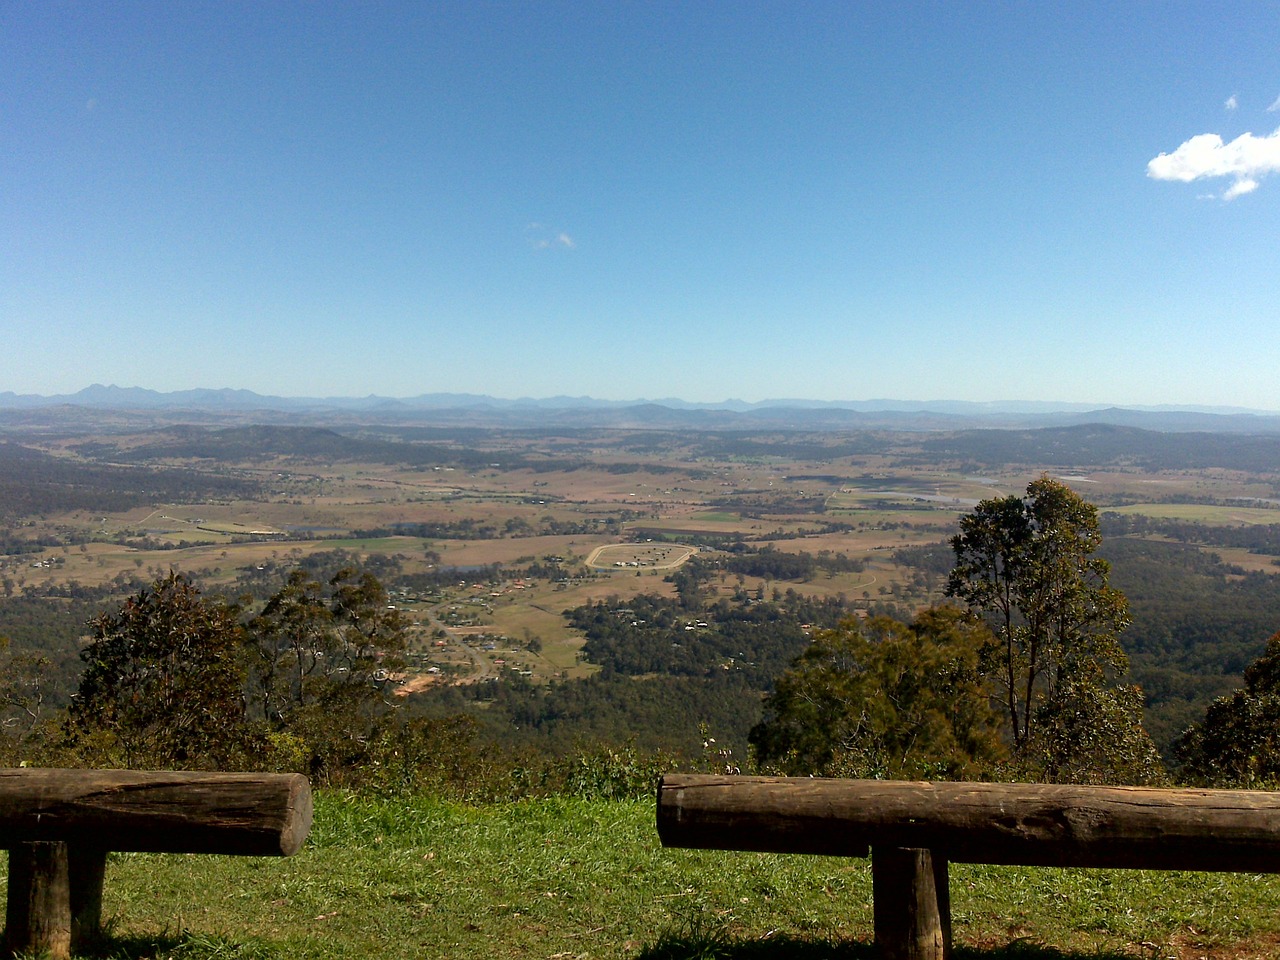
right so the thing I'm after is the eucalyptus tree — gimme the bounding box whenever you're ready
[946,477,1161,783]
[946,476,1130,751]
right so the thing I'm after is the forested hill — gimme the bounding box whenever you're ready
[0,441,260,520]
[70,425,457,465]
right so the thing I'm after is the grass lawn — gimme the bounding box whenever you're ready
[23,792,1280,959]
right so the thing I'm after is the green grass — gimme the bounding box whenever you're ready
[20,792,1280,959]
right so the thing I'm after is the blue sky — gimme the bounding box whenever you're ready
[4,2,1279,409]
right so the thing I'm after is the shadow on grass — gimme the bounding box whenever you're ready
[71,930,275,960]
[72,930,1139,960]
[639,933,1140,960]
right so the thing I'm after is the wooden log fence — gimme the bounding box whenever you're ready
[0,769,312,960]
[658,774,1280,960]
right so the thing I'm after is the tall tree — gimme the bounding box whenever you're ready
[946,476,1130,752]
[69,572,248,768]
[750,607,1005,780]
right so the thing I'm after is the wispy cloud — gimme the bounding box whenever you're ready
[1268,94,1280,112]
[1222,178,1259,200]
[1147,126,1280,200]
[1225,94,1238,110]
[525,223,576,251]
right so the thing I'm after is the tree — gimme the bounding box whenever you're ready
[1177,631,1280,786]
[69,572,249,768]
[946,476,1130,751]
[946,477,1161,783]
[1021,678,1164,786]
[749,607,1005,780]
[0,636,50,764]
[245,567,408,777]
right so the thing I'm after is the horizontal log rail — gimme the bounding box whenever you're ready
[659,774,1280,871]
[1,769,312,960]
[658,774,1280,959]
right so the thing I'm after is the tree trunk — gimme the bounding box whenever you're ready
[69,846,107,950]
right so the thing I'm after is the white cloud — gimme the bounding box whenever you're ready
[1225,94,1238,110]
[1223,177,1259,200]
[1147,126,1280,199]
[1268,95,1280,112]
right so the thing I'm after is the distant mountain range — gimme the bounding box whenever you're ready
[2,385,1279,433]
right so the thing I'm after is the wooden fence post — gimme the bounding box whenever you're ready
[5,841,72,960]
[69,846,107,950]
[870,847,951,960]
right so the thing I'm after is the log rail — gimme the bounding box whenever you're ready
[1,769,312,959]
[658,774,1280,959]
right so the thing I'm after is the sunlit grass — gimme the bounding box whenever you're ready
[17,792,1270,959]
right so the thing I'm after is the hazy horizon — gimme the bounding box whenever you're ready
[4,382,1278,417]
[5,5,1278,409]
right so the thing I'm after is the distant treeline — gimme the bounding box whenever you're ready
[720,544,866,580]
[917,424,1280,473]
[73,425,705,479]
[709,492,832,515]
[351,516,620,541]
[75,425,462,467]
[0,530,63,555]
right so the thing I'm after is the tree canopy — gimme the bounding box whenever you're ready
[1177,631,1280,787]
[944,476,1162,783]
[70,571,248,768]
[66,567,409,777]
[749,607,1005,779]
[245,567,408,776]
